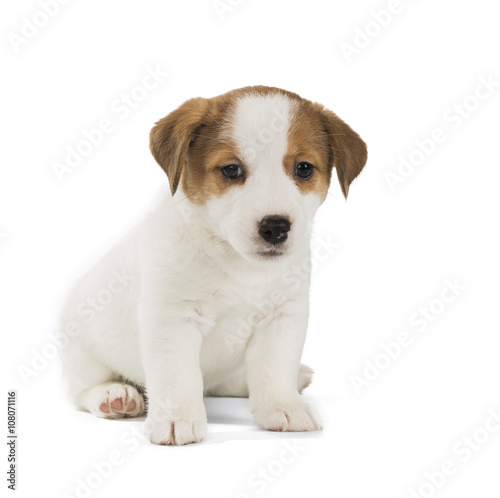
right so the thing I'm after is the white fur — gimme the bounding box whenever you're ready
[60,93,323,445]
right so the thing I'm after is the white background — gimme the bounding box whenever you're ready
[2,0,500,497]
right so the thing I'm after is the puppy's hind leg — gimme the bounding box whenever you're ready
[297,364,314,394]
[80,382,145,419]
[62,350,144,419]
[209,363,314,397]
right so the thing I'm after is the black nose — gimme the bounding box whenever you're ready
[259,216,291,245]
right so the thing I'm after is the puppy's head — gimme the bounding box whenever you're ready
[150,86,367,262]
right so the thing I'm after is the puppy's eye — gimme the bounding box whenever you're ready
[295,162,315,179]
[221,164,243,179]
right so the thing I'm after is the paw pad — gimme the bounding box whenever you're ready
[95,383,144,418]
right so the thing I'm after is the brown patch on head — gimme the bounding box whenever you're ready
[283,100,333,200]
[284,98,367,200]
[182,105,243,204]
[149,93,242,204]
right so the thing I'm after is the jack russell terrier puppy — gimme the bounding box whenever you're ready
[60,85,367,445]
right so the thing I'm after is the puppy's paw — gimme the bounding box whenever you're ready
[145,405,207,446]
[251,397,322,432]
[86,383,144,419]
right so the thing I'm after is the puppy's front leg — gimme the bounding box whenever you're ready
[141,307,208,445]
[246,297,322,432]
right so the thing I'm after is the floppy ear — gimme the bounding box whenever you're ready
[321,108,367,198]
[149,97,208,195]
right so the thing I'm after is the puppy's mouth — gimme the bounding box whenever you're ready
[255,248,287,260]
[246,232,293,261]
[257,249,285,259]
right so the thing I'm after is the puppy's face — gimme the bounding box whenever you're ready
[150,86,367,263]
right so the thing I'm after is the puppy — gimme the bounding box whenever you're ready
[60,86,367,445]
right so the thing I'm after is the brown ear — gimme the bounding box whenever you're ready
[149,97,208,195]
[320,108,367,198]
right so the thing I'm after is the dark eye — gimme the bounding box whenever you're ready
[221,164,243,179]
[295,162,315,179]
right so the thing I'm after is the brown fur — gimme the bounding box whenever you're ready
[284,99,333,200]
[317,105,367,198]
[284,98,367,199]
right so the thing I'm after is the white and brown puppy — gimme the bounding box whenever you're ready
[60,86,367,445]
